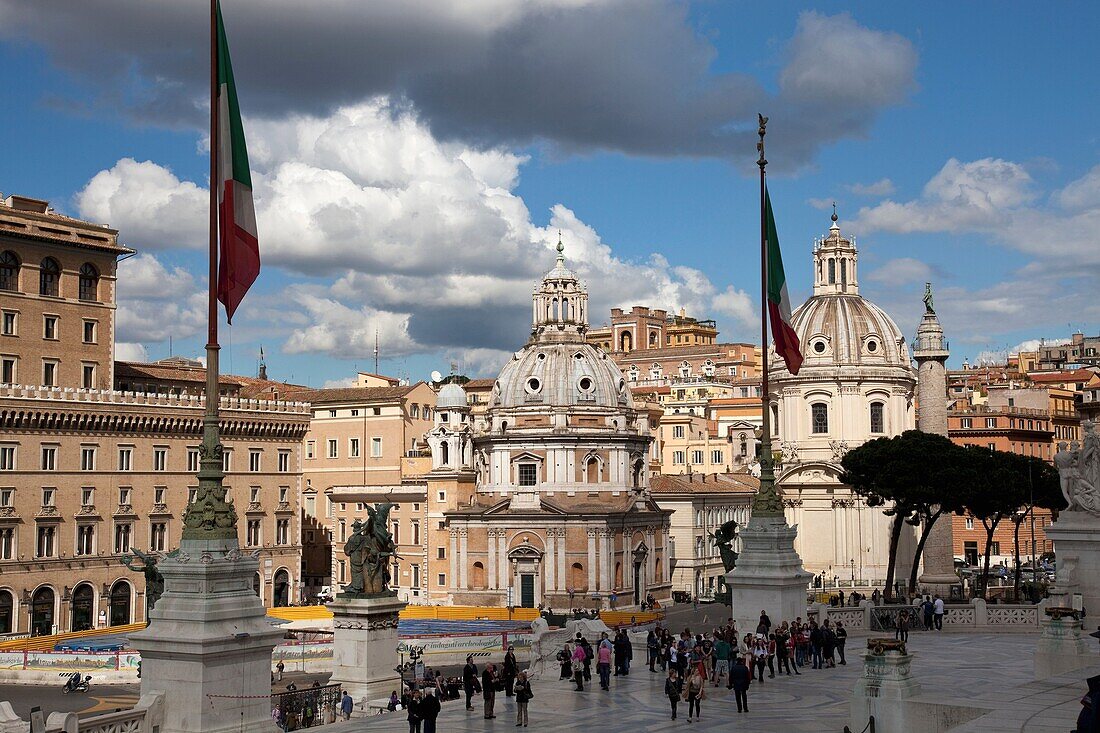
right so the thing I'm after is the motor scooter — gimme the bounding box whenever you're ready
[60,673,91,694]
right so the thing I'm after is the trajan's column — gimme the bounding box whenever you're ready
[914,283,960,594]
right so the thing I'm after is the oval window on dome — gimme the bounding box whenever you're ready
[813,341,826,354]
[578,377,594,393]
[866,339,879,353]
[537,353,546,361]
[526,377,541,394]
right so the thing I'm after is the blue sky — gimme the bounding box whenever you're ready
[2,1,1097,386]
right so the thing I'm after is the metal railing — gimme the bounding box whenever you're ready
[844,716,875,733]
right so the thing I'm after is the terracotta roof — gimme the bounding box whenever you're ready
[115,360,246,385]
[612,343,755,361]
[464,378,496,390]
[650,472,759,495]
[235,376,309,398]
[282,384,422,404]
[1028,369,1096,383]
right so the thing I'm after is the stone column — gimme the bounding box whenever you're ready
[587,528,597,593]
[498,531,508,589]
[913,301,960,594]
[556,528,566,591]
[329,594,407,704]
[449,530,458,591]
[645,526,657,591]
[544,530,555,592]
[597,530,609,591]
[487,529,498,590]
[849,638,922,733]
[459,528,469,589]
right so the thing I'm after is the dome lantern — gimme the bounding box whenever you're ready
[812,209,859,297]
[531,232,588,343]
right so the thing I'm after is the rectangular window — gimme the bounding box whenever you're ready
[118,487,131,506]
[276,519,289,545]
[154,487,166,505]
[711,449,723,464]
[349,438,360,458]
[965,517,974,530]
[990,541,1000,555]
[81,446,96,471]
[187,448,199,473]
[437,547,446,560]
[43,315,58,340]
[42,360,57,387]
[40,445,57,471]
[188,487,198,504]
[151,522,167,552]
[411,564,420,589]
[412,521,420,545]
[115,523,132,554]
[249,449,261,472]
[437,490,446,502]
[306,441,316,459]
[371,437,382,457]
[222,450,232,472]
[305,496,315,515]
[249,487,260,503]
[518,463,538,486]
[41,488,54,506]
[279,486,289,504]
[37,525,56,558]
[988,443,996,451]
[0,357,15,384]
[80,487,94,507]
[1,311,15,336]
[811,403,829,434]
[153,448,167,472]
[391,521,400,544]
[327,439,338,459]
[329,409,337,418]
[986,418,997,428]
[0,445,13,471]
[673,425,685,439]
[350,409,359,417]
[691,450,703,465]
[278,451,290,473]
[338,560,346,583]
[118,447,133,471]
[673,450,685,465]
[438,573,446,586]
[81,363,96,389]
[0,488,11,507]
[870,402,885,434]
[83,320,97,344]
[339,519,346,543]
[961,418,973,428]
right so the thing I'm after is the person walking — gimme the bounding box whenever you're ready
[664,669,682,720]
[810,621,824,670]
[597,638,613,690]
[513,671,533,727]
[406,689,424,733]
[647,630,659,672]
[752,637,767,683]
[712,634,731,687]
[683,668,705,723]
[580,637,594,682]
[822,621,837,668]
[571,641,587,691]
[482,664,497,720]
[462,655,479,710]
[896,609,910,643]
[276,660,285,682]
[558,642,573,680]
[933,595,945,631]
[421,689,441,733]
[730,656,751,713]
[340,691,354,721]
[502,646,518,698]
[835,621,848,665]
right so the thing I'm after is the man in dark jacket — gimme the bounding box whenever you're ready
[502,647,518,697]
[730,657,751,713]
[809,621,825,669]
[462,655,478,710]
[757,610,772,635]
[481,664,497,720]
[420,689,441,733]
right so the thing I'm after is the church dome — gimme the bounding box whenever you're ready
[436,382,469,410]
[777,213,910,371]
[493,341,629,410]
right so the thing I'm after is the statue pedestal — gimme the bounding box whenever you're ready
[1035,610,1094,679]
[328,595,407,705]
[725,515,811,634]
[850,639,922,733]
[1045,511,1100,616]
[129,539,283,733]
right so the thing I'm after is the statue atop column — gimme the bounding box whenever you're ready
[121,548,165,615]
[923,282,935,314]
[710,520,740,573]
[341,502,399,597]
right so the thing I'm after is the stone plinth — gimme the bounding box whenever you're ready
[850,639,922,732]
[329,594,407,704]
[1035,608,1094,679]
[1045,511,1100,616]
[725,515,812,634]
[129,539,283,733]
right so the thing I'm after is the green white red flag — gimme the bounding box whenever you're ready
[215,1,259,324]
[765,186,802,375]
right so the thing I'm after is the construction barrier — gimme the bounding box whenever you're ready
[0,623,146,653]
[265,605,661,624]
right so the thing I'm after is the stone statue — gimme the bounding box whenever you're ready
[923,282,935,314]
[710,519,739,573]
[121,548,164,613]
[341,502,399,597]
[1055,422,1100,515]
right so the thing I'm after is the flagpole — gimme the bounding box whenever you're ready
[181,0,236,543]
[754,114,782,516]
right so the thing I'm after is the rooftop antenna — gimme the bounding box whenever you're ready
[373,329,379,375]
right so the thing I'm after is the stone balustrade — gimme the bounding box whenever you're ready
[0,382,310,414]
[818,598,1043,632]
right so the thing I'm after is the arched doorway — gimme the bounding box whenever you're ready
[619,331,632,353]
[31,587,55,636]
[253,573,262,598]
[0,589,13,634]
[70,584,95,632]
[272,569,290,608]
[109,581,131,626]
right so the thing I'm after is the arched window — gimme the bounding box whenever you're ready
[440,441,450,466]
[619,331,632,353]
[827,258,836,285]
[585,456,599,484]
[253,572,262,597]
[39,257,60,297]
[0,589,13,634]
[31,587,55,637]
[109,581,131,626]
[840,259,847,288]
[811,403,829,434]
[79,263,99,302]
[272,569,290,607]
[70,583,95,632]
[0,251,19,291]
[870,401,885,434]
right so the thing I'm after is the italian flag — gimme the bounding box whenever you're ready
[216,1,259,324]
[765,187,803,375]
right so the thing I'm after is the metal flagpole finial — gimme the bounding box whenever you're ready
[757,114,768,170]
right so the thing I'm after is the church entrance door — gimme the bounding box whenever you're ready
[520,574,535,608]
